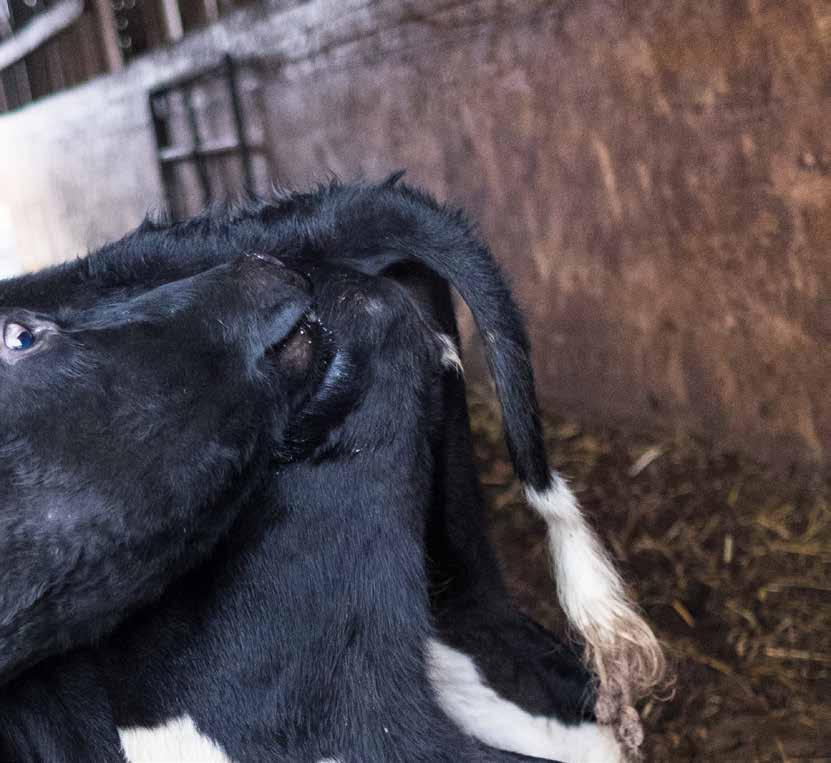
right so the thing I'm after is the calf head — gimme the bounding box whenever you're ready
[0,253,323,683]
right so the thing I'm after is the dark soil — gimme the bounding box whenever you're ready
[469,387,831,762]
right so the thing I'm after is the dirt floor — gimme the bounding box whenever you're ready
[468,388,831,762]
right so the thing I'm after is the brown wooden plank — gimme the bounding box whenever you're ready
[89,0,122,72]
[157,0,182,41]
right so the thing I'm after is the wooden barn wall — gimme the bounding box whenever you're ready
[0,0,828,465]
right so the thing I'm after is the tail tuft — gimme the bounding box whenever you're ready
[524,474,668,758]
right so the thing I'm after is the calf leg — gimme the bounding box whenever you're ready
[380,265,618,758]
[425,328,622,761]
[428,361,594,719]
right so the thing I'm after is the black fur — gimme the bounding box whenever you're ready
[0,652,125,763]
[0,253,318,685]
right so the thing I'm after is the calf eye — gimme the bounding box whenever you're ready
[4,323,36,351]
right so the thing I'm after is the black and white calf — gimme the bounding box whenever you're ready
[0,250,563,763]
[102,259,570,762]
[0,250,546,762]
[191,178,665,752]
[0,179,662,760]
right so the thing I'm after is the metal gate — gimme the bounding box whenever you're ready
[149,54,274,218]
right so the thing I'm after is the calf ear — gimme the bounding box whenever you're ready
[272,344,361,465]
[258,299,312,357]
[269,316,319,381]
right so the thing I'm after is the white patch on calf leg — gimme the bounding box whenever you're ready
[523,474,666,756]
[427,639,624,763]
[436,333,464,374]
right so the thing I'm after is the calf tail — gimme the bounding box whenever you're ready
[440,246,664,756]
[524,476,666,756]
[268,177,666,753]
[366,180,667,755]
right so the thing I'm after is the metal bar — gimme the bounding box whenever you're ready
[250,61,277,183]
[148,58,226,99]
[149,92,175,216]
[225,54,253,192]
[158,139,264,163]
[182,84,211,206]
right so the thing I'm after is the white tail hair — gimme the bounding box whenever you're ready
[435,333,464,375]
[524,473,667,757]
